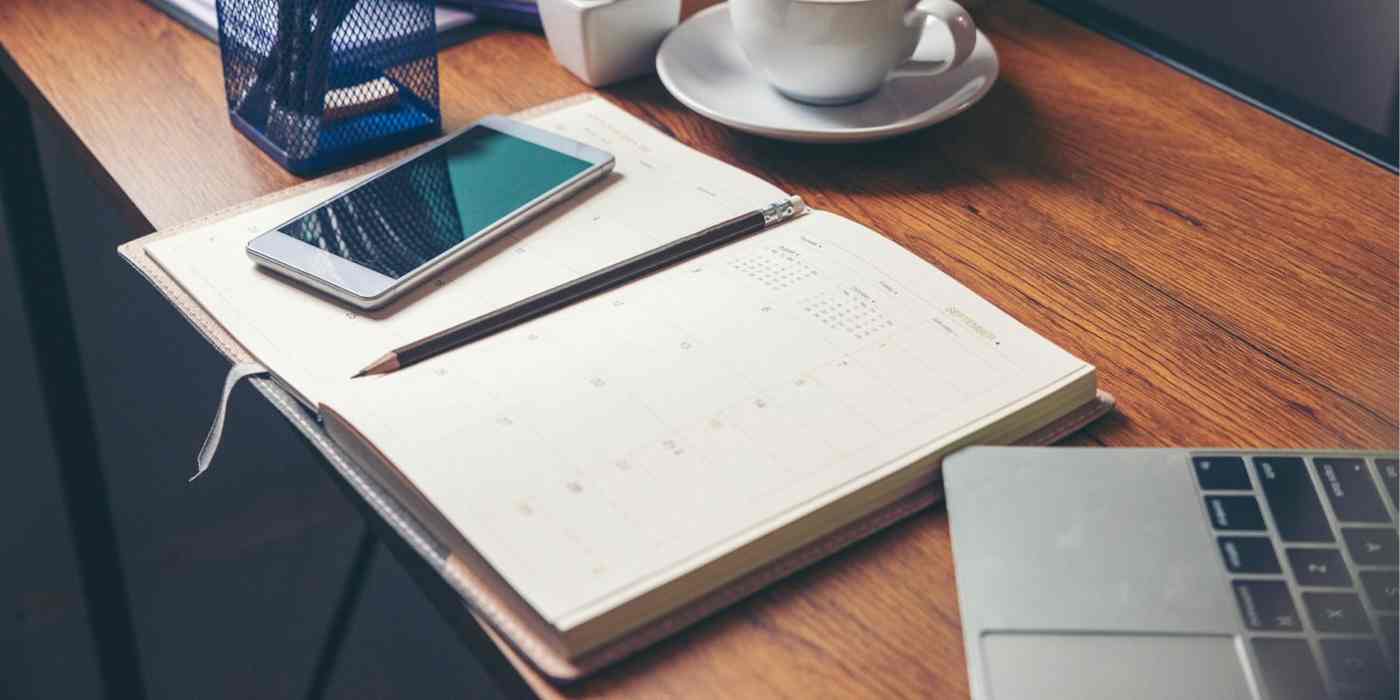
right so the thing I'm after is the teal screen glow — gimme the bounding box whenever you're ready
[277,125,593,278]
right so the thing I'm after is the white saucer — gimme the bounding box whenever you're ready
[655,3,999,143]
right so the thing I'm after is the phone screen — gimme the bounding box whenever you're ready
[273,125,594,279]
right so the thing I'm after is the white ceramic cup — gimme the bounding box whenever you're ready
[730,0,978,105]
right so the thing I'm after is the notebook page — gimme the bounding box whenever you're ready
[322,211,1092,628]
[146,97,788,407]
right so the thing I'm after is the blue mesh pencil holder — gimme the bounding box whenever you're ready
[215,0,442,175]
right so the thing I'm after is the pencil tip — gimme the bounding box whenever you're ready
[352,352,400,379]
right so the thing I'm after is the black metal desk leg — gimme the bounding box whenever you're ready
[305,529,378,700]
[0,71,147,700]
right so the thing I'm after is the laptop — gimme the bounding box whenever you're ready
[944,448,1398,699]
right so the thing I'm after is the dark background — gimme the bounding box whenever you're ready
[1040,0,1398,168]
[0,104,520,699]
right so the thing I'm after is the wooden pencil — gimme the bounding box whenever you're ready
[353,197,807,378]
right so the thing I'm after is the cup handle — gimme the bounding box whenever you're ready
[888,0,977,79]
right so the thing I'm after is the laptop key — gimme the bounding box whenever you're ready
[1286,548,1351,587]
[1233,580,1302,631]
[1249,638,1328,700]
[1342,528,1399,566]
[1219,537,1280,573]
[1254,456,1334,542]
[1315,458,1391,523]
[1303,591,1370,634]
[1193,456,1251,490]
[1205,495,1266,531]
[1359,570,1398,612]
[1377,458,1398,510]
[1320,638,1395,695]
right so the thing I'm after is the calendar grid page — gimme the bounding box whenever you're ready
[327,211,1090,627]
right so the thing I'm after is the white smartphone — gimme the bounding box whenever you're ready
[246,115,614,309]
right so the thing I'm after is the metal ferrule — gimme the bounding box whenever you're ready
[762,196,807,225]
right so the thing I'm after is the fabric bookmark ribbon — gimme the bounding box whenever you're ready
[192,362,270,482]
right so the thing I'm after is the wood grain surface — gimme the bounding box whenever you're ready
[3,0,1396,697]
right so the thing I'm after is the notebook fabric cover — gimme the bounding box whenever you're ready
[118,93,1114,682]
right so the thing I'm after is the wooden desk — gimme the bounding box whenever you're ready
[3,1,1395,697]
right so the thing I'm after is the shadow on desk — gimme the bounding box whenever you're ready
[607,78,1057,201]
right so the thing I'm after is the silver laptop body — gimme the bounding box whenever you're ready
[944,448,1398,700]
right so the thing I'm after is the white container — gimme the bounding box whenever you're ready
[538,0,682,87]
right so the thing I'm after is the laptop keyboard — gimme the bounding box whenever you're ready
[1194,453,1399,699]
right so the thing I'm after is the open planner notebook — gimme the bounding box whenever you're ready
[122,95,1111,681]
